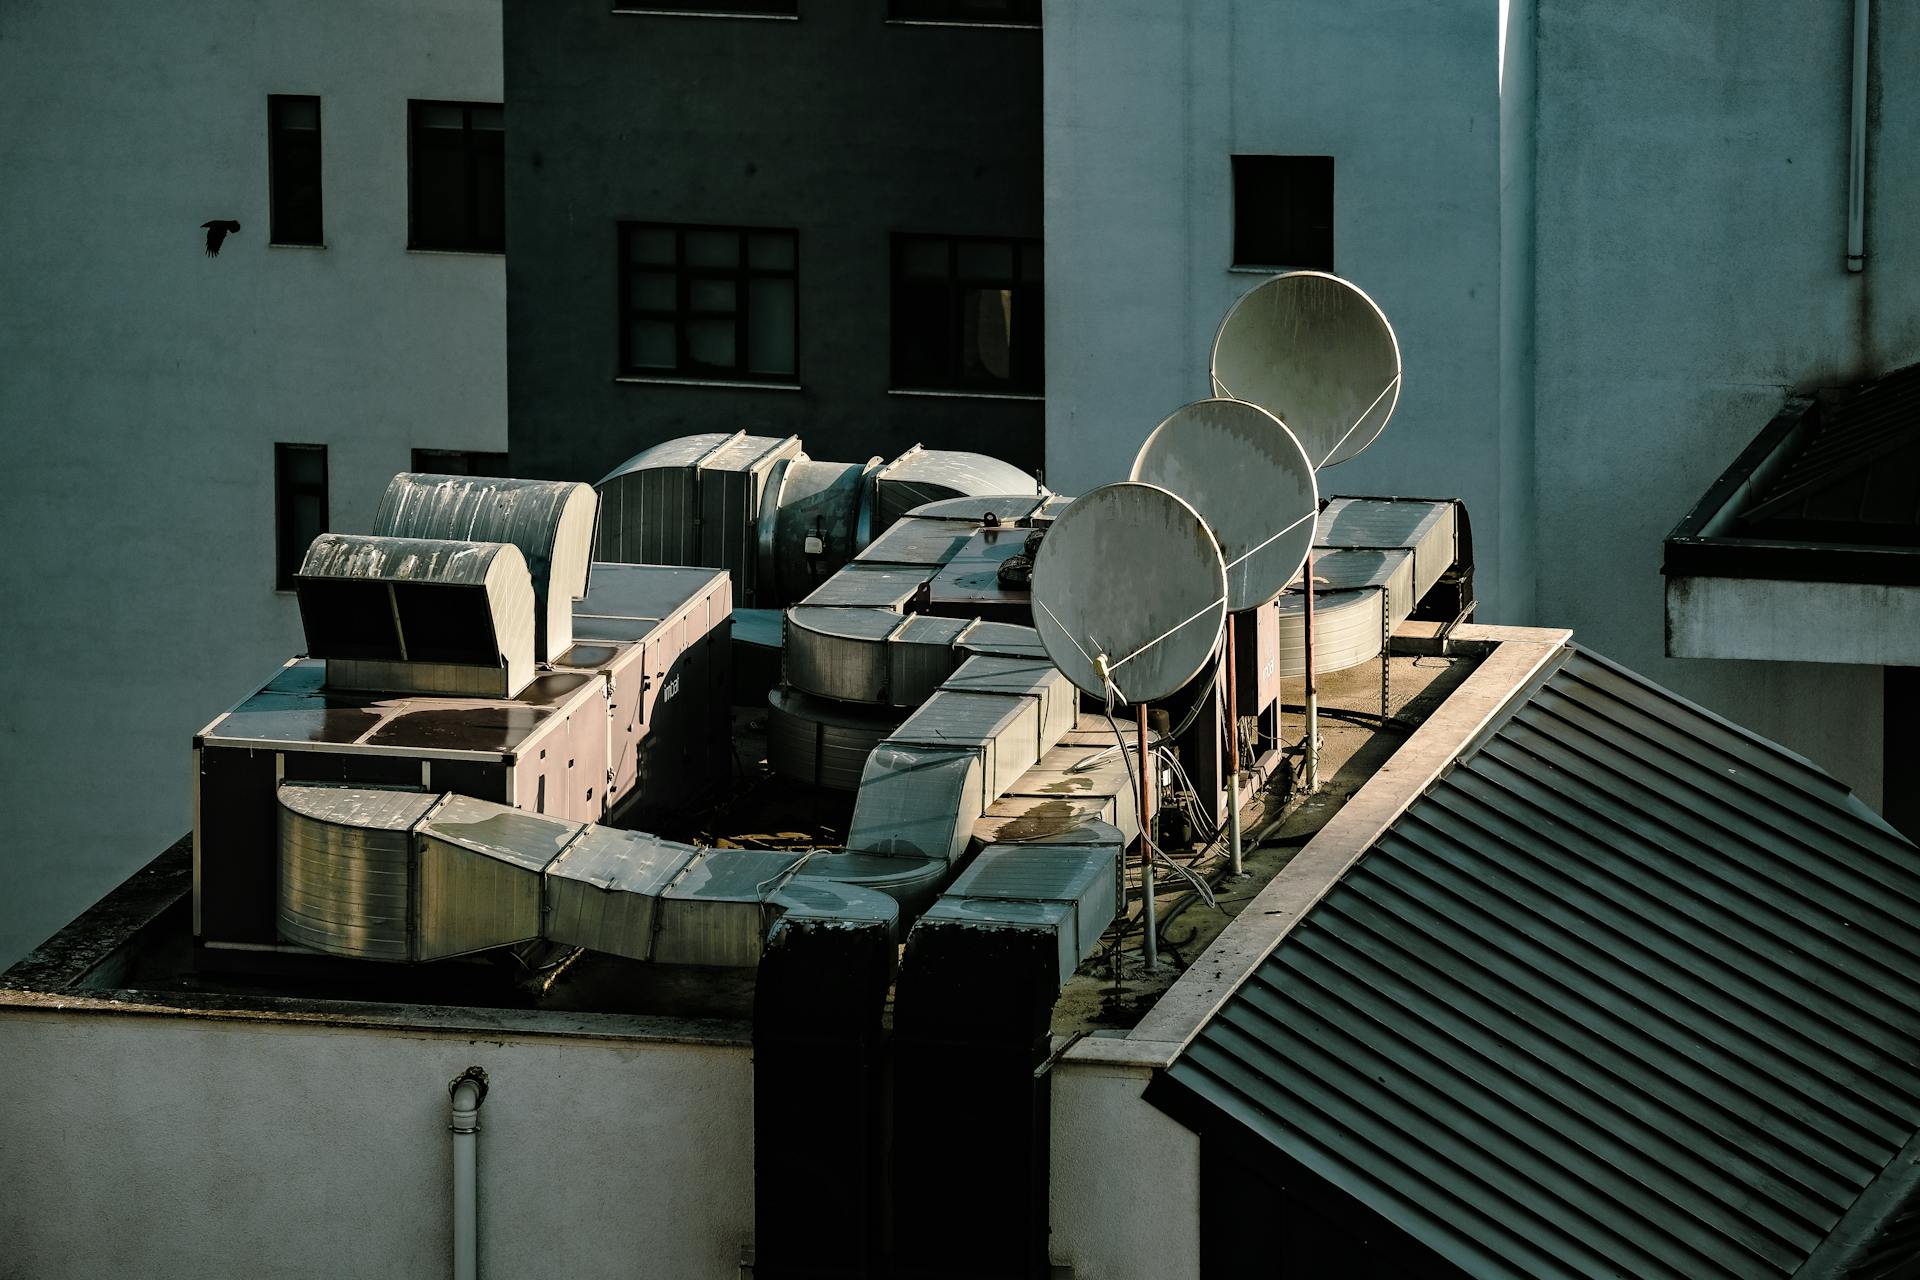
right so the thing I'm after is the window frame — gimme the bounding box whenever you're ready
[889,232,1044,397]
[274,442,328,591]
[411,448,509,476]
[407,99,506,255]
[1230,154,1335,272]
[616,221,799,384]
[267,94,324,247]
[611,0,797,15]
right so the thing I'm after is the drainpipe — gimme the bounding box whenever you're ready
[1847,0,1869,272]
[448,1067,489,1280]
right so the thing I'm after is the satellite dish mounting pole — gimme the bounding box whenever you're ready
[1303,553,1319,791]
[1138,701,1158,973]
[1225,625,1244,877]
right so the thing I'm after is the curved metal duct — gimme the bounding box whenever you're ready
[755,455,879,604]
[784,607,971,707]
[767,687,905,792]
[294,532,537,698]
[870,446,1043,535]
[375,472,598,662]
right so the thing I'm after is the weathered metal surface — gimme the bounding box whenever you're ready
[784,607,971,707]
[413,795,565,960]
[939,655,1078,760]
[276,785,437,961]
[756,455,878,605]
[296,532,537,698]
[886,689,1043,814]
[903,493,1048,524]
[1161,646,1920,1280]
[914,832,1123,985]
[1031,482,1227,704]
[1211,271,1401,470]
[798,562,934,611]
[924,526,1034,618]
[844,744,985,865]
[766,686,904,791]
[1316,497,1456,604]
[1131,398,1320,611]
[542,825,693,962]
[854,516,977,568]
[375,472,598,661]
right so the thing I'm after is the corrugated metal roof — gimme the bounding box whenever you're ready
[1161,646,1920,1280]
[1745,363,1920,535]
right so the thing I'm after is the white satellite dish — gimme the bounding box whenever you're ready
[1210,271,1401,470]
[1129,399,1319,613]
[1031,482,1227,705]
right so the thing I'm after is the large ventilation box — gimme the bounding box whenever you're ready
[193,562,730,951]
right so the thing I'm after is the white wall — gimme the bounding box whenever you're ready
[0,0,506,965]
[0,1013,751,1280]
[1042,0,1508,609]
[1529,0,1919,806]
[1049,1059,1201,1280]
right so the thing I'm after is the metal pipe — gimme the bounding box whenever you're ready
[449,1068,488,1280]
[1302,553,1319,791]
[1138,703,1157,973]
[1224,625,1243,877]
[1848,0,1869,272]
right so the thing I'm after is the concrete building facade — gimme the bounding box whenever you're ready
[503,1,1046,487]
[0,0,507,966]
[1041,0,1917,812]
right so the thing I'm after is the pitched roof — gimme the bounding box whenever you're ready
[1742,362,1920,541]
[1158,646,1920,1280]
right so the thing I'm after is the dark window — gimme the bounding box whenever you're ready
[619,222,798,382]
[268,95,323,246]
[613,0,795,11]
[890,0,1039,23]
[409,101,505,253]
[275,443,328,590]
[412,448,510,476]
[891,234,1043,394]
[1232,155,1334,270]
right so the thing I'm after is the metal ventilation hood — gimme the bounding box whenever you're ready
[293,532,537,698]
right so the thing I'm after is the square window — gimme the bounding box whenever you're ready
[409,100,506,253]
[268,95,324,246]
[1232,154,1334,270]
[891,234,1043,394]
[275,443,328,590]
[411,448,509,476]
[618,222,798,382]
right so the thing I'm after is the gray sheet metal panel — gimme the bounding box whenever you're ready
[1317,497,1456,604]
[975,795,1130,848]
[887,689,1042,811]
[412,795,578,960]
[890,614,971,705]
[1163,646,1920,1280]
[276,785,434,961]
[1274,587,1386,677]
[578,561,731,622]
[374,473,598,661]
[941,838,1121,980]
[845,744,984,864]
[941,656,1078,758]
[542,826,695,962]
[766,687,904,791]
[595,434,735,565]
[799,562,934,611]
[953,620,1049,661]
[697,434,802,605]
[792,851,948,916]
[855,516,978,567]
[654,847,804,967]
[902,494,1047,524]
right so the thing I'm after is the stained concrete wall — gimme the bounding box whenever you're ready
[1529,0,1920,807]
[0,1,506,966]
[1041,0,1508,610]
[504,1,1045,486]
[1049,1058,1202,1280]
[0,1013,750,1279]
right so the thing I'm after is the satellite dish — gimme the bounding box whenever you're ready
[1210,271,1401,470]
[1130,399,1319,613]
[1031,482,1227,704]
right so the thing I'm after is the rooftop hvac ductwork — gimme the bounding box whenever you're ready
[374,472,598,662]
[594,431,1044,610]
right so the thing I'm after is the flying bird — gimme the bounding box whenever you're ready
[201,220,241,257]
